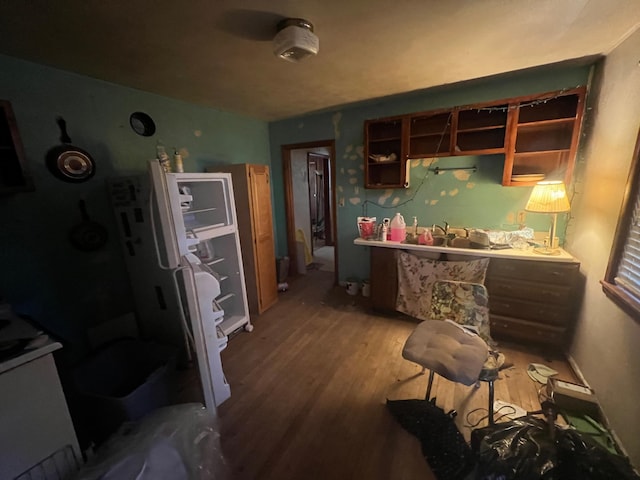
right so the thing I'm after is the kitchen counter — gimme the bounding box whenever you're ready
[353,237,578,263]
[355,237,582,351]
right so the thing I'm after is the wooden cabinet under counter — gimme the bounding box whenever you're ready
[485,257,581,350]
[370,246,399,311]
[359,239,582,351]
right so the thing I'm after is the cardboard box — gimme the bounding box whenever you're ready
[547,378,599,419]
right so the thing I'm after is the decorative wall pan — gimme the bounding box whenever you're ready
[69,200,108,251]
[46,117,95,183]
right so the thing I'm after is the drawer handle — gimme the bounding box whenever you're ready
[545,291,562,298]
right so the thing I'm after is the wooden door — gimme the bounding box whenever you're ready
[248,165,278,313]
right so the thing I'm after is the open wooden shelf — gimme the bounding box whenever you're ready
[363,87,586,188]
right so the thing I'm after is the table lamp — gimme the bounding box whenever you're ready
[525,181,571,255]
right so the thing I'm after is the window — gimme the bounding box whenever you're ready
[602,127,640,321]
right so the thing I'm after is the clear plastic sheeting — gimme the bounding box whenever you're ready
[73,403,228,480]
[486,227,534,248]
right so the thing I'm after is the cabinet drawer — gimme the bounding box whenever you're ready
[486,277,572,306]
[487,258,578,285]
[490,314,566,348]
[490,295,572,326]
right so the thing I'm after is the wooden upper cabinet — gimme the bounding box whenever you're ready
[407,104,508,158]
[503,87,586,186]
[408,111,452,158]
[453,105,508,156]
[363,86,586,189]
[364,116,408,189]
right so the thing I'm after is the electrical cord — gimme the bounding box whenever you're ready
[361,157,437,217]
[361,90,578,218]
[362,112,453,217]
[463,404,518,429]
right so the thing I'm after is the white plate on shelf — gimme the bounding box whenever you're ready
[369,153,397,163]
[511,174,545,182]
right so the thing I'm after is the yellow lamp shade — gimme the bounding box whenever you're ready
[525,181,571,213]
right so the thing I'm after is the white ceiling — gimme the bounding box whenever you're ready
[1,1,639,121]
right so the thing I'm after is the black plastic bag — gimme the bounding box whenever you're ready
[556,427,640,479]
[471,416,640,480]
[387,399,475,480]
[471,417,557,480]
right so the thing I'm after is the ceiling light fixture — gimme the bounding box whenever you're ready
[273,18,319,63]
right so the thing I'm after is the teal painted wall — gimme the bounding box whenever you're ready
[0,55,270,357]
[269,64,592,284]
[0,53,592,357]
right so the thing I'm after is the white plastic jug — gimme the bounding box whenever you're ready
[389,213,406,242]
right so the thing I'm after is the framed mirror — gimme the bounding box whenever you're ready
[0,100,34,193]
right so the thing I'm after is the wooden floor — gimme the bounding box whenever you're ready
[177,268,577,480]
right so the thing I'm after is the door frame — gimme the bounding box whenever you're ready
[282,140,338,285]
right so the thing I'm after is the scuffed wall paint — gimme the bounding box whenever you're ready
[268,63,591,286]
[332,112,342,140]
[0,54,270,355]
[567,28,640,466]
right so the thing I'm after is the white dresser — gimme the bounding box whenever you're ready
[0,317,81,480]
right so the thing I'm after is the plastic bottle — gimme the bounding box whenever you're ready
[173,148,184,173]
[156,142,171,173]
[419,229,434,246]
[389,213,406,242]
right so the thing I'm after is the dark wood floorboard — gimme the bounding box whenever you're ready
[176,268,577,479]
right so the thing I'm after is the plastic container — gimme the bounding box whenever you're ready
[173,149,184,173]
[419,229,434,245]
[277,256,290,283]
[72,338,177,445]
[362,279,370,297]
[346,277,359,295]
[389,213,406,242]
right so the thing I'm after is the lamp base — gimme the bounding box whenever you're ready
[533,247,561,256]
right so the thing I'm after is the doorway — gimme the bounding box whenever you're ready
[307,152,332,251]
[282,140,337,284]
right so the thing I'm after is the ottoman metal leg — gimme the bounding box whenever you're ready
[425,370,435,400]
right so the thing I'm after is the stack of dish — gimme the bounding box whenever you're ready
[511,173,545,183]
[368,153,397,163]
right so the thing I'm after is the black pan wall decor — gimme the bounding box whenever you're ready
[46,117,96,183]
[69,200,108,251]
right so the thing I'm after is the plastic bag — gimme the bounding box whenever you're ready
[555,427,640,479]
[471,416,640,480]
[387,399,475,480]
[471,417,557,480]
[74,403,228,480]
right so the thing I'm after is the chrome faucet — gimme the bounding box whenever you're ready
[431,222,449,235]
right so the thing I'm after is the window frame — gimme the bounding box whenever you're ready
[602,126,640,321]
